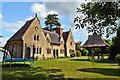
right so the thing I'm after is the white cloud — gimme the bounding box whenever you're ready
[31,3,47,18]
[2,20,24,32]
[0,37,9,47]
[1,15,34,33]
[74,39,80,43]
[47,10,58,15]
[30,2,80,18]
[25,16,34,20]
[45,2,79,16]
[0,14,2,19]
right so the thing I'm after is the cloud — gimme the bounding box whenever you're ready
[0,14,2,19]
[2,20,24,32]
[30,2,80,18]
[45,2,79,16]
[0,37,9,47]
[74,38,80,43]
[25,16,34,20]
[1,15,34,33]
[30,3,47,18]
[46,10,58,15]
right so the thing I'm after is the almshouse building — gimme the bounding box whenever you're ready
[5,15,75,60]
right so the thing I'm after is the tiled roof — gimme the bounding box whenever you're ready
[83,34,108,48]
[43,30,61,44]
[8,18,34,42]
[62,31,70,43]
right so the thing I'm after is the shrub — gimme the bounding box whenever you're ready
[70,52,75,58]
[81,48,89,56]
[116,54,120,65]
[76,50,81,57]
[35,55,39,60]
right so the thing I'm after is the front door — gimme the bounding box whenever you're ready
[26,47,30,58]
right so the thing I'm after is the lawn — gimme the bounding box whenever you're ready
[1,56,120,80]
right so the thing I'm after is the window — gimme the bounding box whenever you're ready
[34,35,39,41]
[47,49,51,54]
[37,35,39,41]
[39,48,42,54]
[69,49,74,53]
[60,49,64,54]
[70,42,72,46]
[34,35,36,40]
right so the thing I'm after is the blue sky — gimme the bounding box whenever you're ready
[0,1,116,46]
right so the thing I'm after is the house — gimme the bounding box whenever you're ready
[5,14,75,60]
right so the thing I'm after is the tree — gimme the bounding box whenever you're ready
[75,41,82,51]
[81,48,89,56]
[74,2,120,37]
[109,27,120,60]
[45,14,61,31]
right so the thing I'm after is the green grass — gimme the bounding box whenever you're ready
[2,56,120,80]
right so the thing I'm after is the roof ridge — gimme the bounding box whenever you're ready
[8,18,35,42]
[43,29,59,35]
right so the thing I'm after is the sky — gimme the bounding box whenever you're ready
[0,0,117,46]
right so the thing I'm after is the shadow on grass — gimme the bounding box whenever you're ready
[2,66,64,80]
[2,66,119,80]
[77,68,120,76]
[2,63,120,80]
[95,59,117,64]
[70,59,90,61]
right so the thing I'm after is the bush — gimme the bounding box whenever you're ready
[35,55,39,60]
[70,52,75,58]
[81,48,89,56]
[76,50,81,57]
[116,54,120,65]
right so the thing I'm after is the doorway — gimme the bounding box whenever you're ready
[25,47,30,58]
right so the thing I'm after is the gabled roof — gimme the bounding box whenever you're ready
[8,18,34,42]
[43,30,61,44]
[83,34,108,48]
[62,31,70,43]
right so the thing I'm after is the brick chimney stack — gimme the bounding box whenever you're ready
[55,26,63,37]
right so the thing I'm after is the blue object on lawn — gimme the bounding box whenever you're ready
[4,58,33,62]
[3,58,34,67]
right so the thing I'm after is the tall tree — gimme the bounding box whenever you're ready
[109,27,120,60]
[74,2,120,37]
[45,14,61,31]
